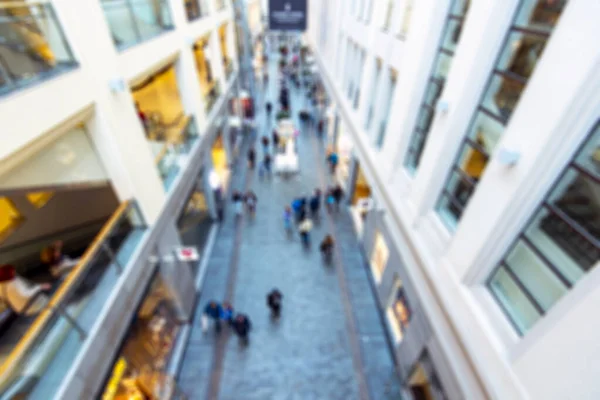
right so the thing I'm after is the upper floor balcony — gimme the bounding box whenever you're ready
[100,0,174,51]
[0,2,77,97]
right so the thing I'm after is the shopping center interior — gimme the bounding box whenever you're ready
[1,0,599,399]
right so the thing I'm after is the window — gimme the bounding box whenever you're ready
[0,197,24,243]
[382,0,394,31]
[404,0,470,174]
[365,59,382,131]
[436,0,567,229]
[489,122,599,335]
[370,231,390,283]
[26,192,54,208]
[387,279,412,343]
[398,0,414,38]
[376,68,398,148]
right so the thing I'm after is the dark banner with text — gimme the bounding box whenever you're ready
[268,0,307,31]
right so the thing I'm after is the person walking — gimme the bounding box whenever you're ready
[232,314,252,345]
[232,191,244,217]
[261,136,270,154]
[263,154,272,178]
[266,101,272,116]
[203,301,222,332]
[267,289,283,318]
[326,151,339,175]
[244,190,258,217]
[326,188,336,213]
[319,235,335,264]
[298,217,313,248]
[332,185,344,211]
[317,119,324,137]
[247,148,256,169]
[272,130,280,150]
[309,189,321,220]
[220,302,234,326]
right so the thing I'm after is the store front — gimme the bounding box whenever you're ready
[176,168,214,278]
[101,271,183,400]
[211,122,230,193]
[407,351,447,400]
[348,162,372,237]
[386,277,412,344]
[333,121,354,190]
[370,230,389,284]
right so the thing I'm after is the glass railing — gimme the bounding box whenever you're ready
[0,201,147,399]
[204,80,221,114]
[0,3,77,96]
[100,0,174,50]
[155,116,198,190]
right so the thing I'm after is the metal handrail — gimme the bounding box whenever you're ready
[0,201,133,383]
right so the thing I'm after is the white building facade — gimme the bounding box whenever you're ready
[306,0,600,399]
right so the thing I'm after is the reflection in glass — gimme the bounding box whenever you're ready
[488,125,599,334]
[440,18,465,52]
[514,0,567,33]
[489,267,541,334]
[496,31,547,79]
[432,51,453,81]
[481,73,525,121]
[466,111,505,154]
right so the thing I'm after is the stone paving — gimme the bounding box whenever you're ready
[177,55,402,400]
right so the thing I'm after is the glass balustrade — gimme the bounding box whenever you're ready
[0,3,77,96]
[100,0,174,50]
[0,201,147,399]
[154,116,199,190]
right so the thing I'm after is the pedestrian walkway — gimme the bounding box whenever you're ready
[177,56,402,400]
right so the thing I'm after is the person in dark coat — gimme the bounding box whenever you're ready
[332,185,344,211]
[267,289,283,317]
[204,301,222,332]
[247,148,256,169]
[266,101,272,115]
[261,136,270,153]
[309,189,321,219]
[263,154,272,177]
[272,130,280,149]
[232,314,252,344]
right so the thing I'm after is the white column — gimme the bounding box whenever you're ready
[53,0,166,223]
[209,29,227,90]
[176,48,209,132]
[226,21,239,70]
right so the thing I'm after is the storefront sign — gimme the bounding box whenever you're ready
[176,246,200,262]
[269,0,308,31]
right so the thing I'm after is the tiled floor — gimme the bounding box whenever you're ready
[177,56,402,400]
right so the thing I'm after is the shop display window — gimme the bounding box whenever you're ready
[386,279,412,343]
[370,232,389,283]
[101,272,181,400]
[0,197,24,243]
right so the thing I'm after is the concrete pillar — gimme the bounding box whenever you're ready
[209,29,227,90]
[176,48,209,132]
[54,0,166,224]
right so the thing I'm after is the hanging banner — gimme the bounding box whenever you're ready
[269,0,308,31]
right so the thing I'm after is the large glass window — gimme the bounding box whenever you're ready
[436,0,568,229]
[376,68,398,148]
[489,123,599,335]
[404,0,470,174]
[386,279,412,343]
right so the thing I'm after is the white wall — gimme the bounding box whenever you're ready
[308,0,600,398]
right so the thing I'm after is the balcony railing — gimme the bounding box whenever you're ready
[185,0,210,21]
[0,3,77,96]
[204,80,221,114]
[154,115,198,190]
[0,201,147,399]
[100,0,174,50]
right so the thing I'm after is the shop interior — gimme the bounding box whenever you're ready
[349,164,372,236]
[101,272,182,400]
[407,351,446,400]
[193,35,219,113]
[370,231,389,283]
[386,278,411,344]
[131,64,194,186]
[211,128,230,192]
[333,124,354,190]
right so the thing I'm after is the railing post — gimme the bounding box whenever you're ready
[51,304,88,341]
[102,241,124,274]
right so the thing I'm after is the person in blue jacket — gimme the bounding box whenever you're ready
[204,301,222,332]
